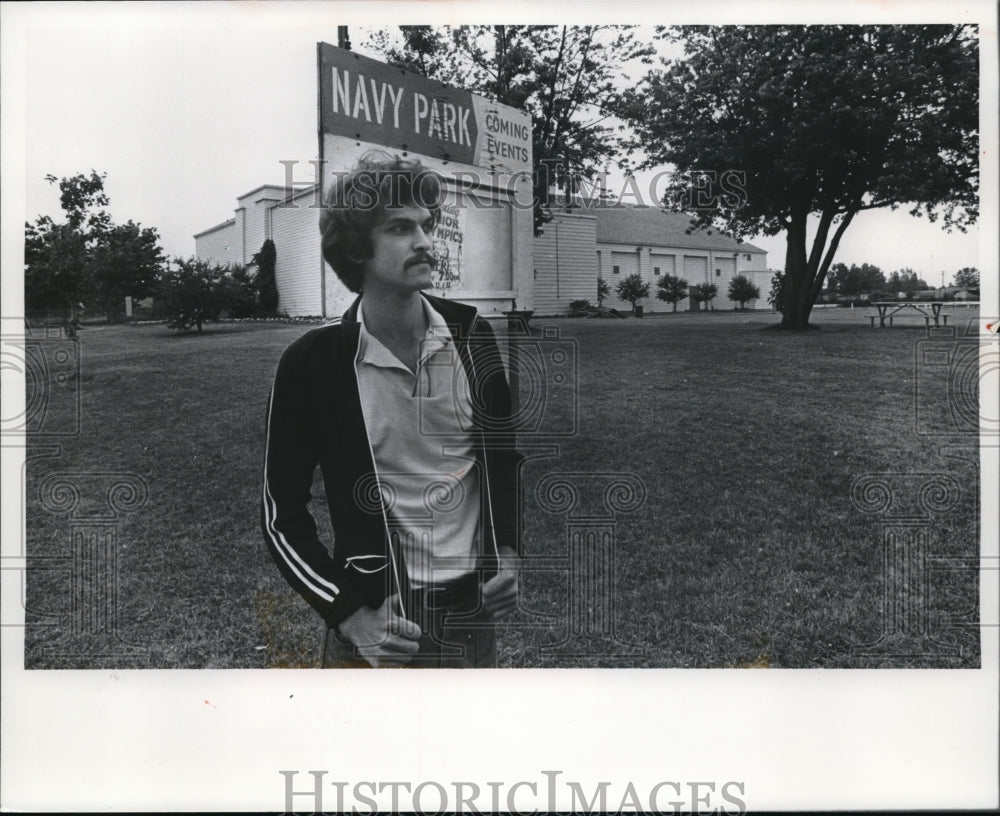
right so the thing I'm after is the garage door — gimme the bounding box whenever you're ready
[683,255,708,280]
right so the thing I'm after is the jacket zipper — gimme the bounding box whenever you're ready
[353,335,408,618]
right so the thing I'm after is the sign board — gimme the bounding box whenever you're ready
[317,43,533,317]
[318,44,532,174]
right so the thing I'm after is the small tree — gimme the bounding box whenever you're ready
[252,238,279,314]
[157,258,227,332]
[597,276,610,306]
[218,264,260,318]
[616,273,650,315]
[690,283,718,311]
[768,270,786,312]
[727,275,761,310]
[656,273,689,313]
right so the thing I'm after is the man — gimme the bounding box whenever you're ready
[261,152,521,668]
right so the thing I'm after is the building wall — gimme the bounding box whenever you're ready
[533,214,598,314]
[745,269,777,310]
[194,220,240,267]
[237,186,286,265]
[270,193,324,317]
[738,250,768,272]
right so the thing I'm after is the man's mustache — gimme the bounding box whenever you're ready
[406,253,437,269]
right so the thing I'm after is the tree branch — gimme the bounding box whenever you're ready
[809,210,857,303]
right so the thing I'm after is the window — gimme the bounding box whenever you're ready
[745,253,751,261]
[654,266,661,275]
[613,265,620,274]
[716,269,721,277]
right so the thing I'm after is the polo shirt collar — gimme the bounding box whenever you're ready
[357,295,452,371]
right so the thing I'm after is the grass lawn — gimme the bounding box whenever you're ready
[23,307,981,668]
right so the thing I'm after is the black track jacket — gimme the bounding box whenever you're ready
[261,293,521,628]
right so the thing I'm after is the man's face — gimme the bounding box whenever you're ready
[361,203,436,295]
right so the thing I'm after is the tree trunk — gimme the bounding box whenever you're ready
[780,211,814,329]
[780,207,855,329]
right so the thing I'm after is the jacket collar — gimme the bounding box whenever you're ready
[343,292,478,346]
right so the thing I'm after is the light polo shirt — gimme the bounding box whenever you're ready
[355,297,482,588]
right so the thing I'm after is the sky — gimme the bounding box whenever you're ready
[2,2,989,287]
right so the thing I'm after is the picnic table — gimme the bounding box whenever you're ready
[868,301,950,328]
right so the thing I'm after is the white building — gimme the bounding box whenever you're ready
[195,187,770,317]
[533,205,770,314]
[194,183,327,316]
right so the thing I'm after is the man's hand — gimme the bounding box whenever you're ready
[337,594,422,667]
[482,546,519,619]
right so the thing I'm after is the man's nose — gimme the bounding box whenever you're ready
[412,224,432,251]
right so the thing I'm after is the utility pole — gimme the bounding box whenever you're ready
[338,26,351,51]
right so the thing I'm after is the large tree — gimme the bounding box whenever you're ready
[827,262,887,296]
[953,267,979,288]
[366,25,652,232]
[887,267,928,296]
[25,171,110,313]
[624,25,978,329]
[90,220,165,315]
[24,171,165,315]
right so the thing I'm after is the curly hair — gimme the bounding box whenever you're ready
[319,151,443,293]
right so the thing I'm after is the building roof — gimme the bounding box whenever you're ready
[573,205,765,253]
[193,217,236,239]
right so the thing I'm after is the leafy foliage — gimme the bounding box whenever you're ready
[768,271,786,312]
[655,273,689,312]
[251,238,279,314]
[623,25,978,328]
[24,172,164,315]
[367,26,653,232]
[690,283,718,310]
[24,218,90,312]
[90,221,165,315]
[953,267,979,288]
[616,273,649,313]
[886,268,929,296]
[827,262,887,296]
[158,258,251,332]
[727,274,760,309]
